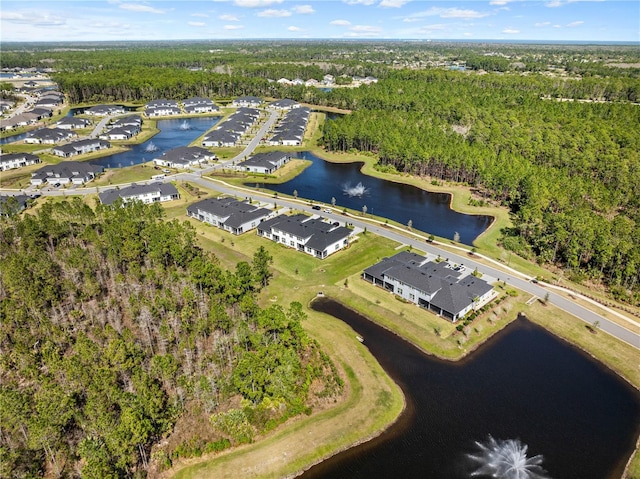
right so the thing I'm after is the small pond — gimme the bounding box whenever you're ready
[302,298,640,479]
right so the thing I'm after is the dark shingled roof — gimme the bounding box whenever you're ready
[188,197,271,229]
[259,214,351,252]
[98,183,178,205]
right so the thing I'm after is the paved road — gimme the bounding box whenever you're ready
[3,108,638,350]
[172,172,640,351]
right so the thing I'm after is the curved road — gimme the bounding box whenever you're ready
[2,108,639,350]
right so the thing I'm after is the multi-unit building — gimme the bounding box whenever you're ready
[24,127,76,144]
[257,213,353,259]
[152,146,215,168]
[56,117,92,130]
[183,97,219,114]
[98,182,179,205]
[52,138,111,158]
[30,161,104,186]
[187,197,273,235]
[232,96,262,108]
[363,251,495,322]
[145,99,181,117]
[237,151,290,174]
[85,104,126,116]
[0,153,40,171]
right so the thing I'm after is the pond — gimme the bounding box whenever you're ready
[91,116,219,169]
[250,151,493,245]
[303,298,640,479]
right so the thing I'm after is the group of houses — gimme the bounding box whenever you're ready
[202,107,260,147]
[144,98,219,117]
[84,104,126,117]
[267,106,310,146]
[0,90,64,132]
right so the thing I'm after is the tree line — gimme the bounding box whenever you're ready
[320,71,640,303]
[0,199,342,478]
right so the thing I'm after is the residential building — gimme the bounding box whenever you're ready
[268,99,300,110]
[232,96,262,108]
[0,153,40,171]
[56,117,92,130]
[85,104,125,116]
[237,151,290,174]
[153,146,215,168]
[187,197,273,235]
[362,251,495,322]
[52,138,111,158]
[30,161,104,185]
[257,213,353,259]
[99,182,179,205]
[183,97,219,114]
[25,127,76,144]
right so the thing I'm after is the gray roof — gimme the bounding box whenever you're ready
[188,197,271,228]
[239,151,288,170]
[111,115,141,127]
[1,153,40,165]
[259,214,351,252]
[146,99,179,108]
[234,96,262,104]
[269,98,299,108]
[364,252,493,317]
[98,182,178,205]
[53,138,110,155]
[57,117,91,127]
[27,128,70,141]
[204,130,239,143]
[32,161,103,179]
[86,104,123,115]
[158,146,212,163]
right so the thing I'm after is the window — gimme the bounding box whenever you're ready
[409,294,415,301]
[398,288,403,295]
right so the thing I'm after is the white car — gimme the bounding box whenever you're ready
[323,208,331,213]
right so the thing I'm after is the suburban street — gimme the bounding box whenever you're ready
[2,108,639,351]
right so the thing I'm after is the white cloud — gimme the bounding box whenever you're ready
[292,5,315,14]
[350,24,382,32]
[567,20,584,27]
[119,3,166,14]
[288,25,302,31]
[404,7,490,21]
[330,19,351,26]
[545,0,563,6]
[489,0,510,4]
[463,32,472,36]
[1,11,65,26]
[502,27,520,33]
[224,24,244,29]
[234,0,283,7]
[219,14,239,21]
[380,0,411,7]
[257,9,291,17]
[188,21,206,27]
[534,21,551,27]
[191,13,209,18]
[418,23,447,31]
[343,0,377,5]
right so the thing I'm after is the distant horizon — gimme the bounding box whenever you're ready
[2,1,638,43]
[2,38,639,46]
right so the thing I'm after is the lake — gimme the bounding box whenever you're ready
[303,298,640,479]
[252,151,493,245]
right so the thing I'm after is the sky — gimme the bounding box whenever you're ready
[1,0,638,43]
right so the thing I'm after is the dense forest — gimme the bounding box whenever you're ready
[0,199,342,478]
[320,70,640,302]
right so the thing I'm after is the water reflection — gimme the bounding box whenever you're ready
[252,151,493,245]
[303,298,640,479]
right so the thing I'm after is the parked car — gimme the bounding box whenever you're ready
[312,205,321,210]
